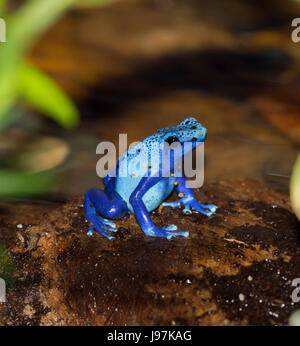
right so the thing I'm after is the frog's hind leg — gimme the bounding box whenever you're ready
[129,176,189,239]
[84,188,129,240]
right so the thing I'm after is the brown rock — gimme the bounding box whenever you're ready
[0,179,299,326]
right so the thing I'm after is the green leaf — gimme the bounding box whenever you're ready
[0,169,54,197]
[4,0,79,56]
[77,0,115,7]
[0,0,79,126]
[19,63,79,128]
[290,154,300,221]
[0,0,7,16]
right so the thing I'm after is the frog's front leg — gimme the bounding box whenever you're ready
[162,177,217,216]
[129,176,189,239]
[84,188,129,240]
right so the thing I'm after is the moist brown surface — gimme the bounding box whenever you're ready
[0,179,299,326]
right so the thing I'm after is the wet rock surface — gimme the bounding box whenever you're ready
[0,179,299,326]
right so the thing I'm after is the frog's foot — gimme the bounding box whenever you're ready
[162,200,182,208]
[188,201,217,216]
[162,199,217,217]
[146,225,189,240]
[86,215,117,240]
[199,204,218,213]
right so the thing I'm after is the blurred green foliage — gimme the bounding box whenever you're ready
[0,0,80,130]
[0,0,116,280]
[0,0,80,197]
[0,0,114,198]
[78,0,115,6]
[0,169,54,197]
[19,63,79,129]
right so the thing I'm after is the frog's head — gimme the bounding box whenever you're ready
[138,117,206,174]
[144,116,206,161]
[159,117,207,146]
[149,117,206,153]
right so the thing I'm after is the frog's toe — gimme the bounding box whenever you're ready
[94,217,118,233]
[101,218,117,229]
[191,203,214,216]
[87,228,94,236]
[146,227,189,239]
[87,226,114,240]
[96,226,115,240]
[166,231,189,240]
[162,200,181,208]
[204,204,218,213]
[163,224,178,231]
[156,228,189,238]
[183,205,192,215]
[87,216,116,239]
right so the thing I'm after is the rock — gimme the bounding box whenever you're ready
[0,179,299,326]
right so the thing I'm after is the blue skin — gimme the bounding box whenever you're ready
[84,117,217,240]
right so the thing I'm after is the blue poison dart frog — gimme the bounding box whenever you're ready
[84,117,217,240]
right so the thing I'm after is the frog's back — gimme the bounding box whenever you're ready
[114,135,175,213]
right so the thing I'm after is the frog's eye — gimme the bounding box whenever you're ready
[165,136,179,144]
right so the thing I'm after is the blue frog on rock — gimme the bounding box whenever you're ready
[84,117,217,240]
